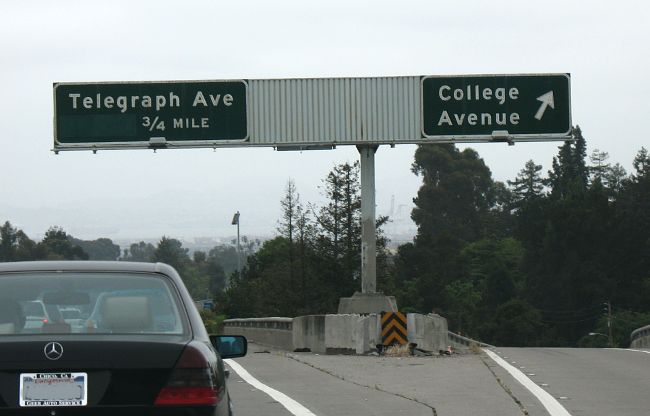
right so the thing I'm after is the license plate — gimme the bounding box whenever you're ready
[19,372,87,407]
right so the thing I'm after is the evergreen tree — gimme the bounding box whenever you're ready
[14,230,38,261]
[123,241,156,262]
[207,245,240,277]
[277,179,301,287]
[548,126,589,199]
[69,237,120,260]
[0,221,18,261]
[612,147,650,310]
[483,181,516,239]
[295,197,314,310]
[38,227,88,260]
[589,149,610,185]
[491,299,545,347]
[605,163,627,197]
[315,161,362,298]
[573,126,589,189]
[410,144,495,243]
[0,222,42,261]
[204,256,227,296]
[152,236,190,273]
[522,130,619,345]
[193,251,207,264]
[508,160,544,206]
[393,144,497,314]
[631,147,650,179]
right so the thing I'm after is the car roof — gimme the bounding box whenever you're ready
[0,261,180,281]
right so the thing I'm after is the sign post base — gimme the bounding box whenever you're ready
[337,292,398,314]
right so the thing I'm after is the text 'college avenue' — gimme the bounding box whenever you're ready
[436,84,521,127]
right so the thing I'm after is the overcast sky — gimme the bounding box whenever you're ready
[1,0,649,244]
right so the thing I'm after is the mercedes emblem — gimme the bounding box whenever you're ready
[44,342,63,361]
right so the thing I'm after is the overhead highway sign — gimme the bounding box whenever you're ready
[53,74,571,151]
[421,74,571,140]
[54,81,248,149]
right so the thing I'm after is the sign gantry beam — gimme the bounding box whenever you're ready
[53,74,571,151]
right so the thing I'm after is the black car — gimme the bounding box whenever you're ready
[0,261,246,415]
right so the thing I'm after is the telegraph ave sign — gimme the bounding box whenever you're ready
[54,81,248,148]
[421,74,571,139]
[53,74,571,151]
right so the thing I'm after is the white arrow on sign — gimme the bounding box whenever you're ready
[534,91,555,120]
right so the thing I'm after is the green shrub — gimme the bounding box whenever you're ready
[199,309,226,334]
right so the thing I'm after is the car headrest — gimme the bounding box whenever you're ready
[0,323,15,334]
[101,296,153,333]
[0,299,24,330]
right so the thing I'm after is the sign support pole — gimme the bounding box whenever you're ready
[359,145,378,293]
[337,145,397,313]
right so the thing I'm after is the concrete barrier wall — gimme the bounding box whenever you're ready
[355,314,382,354]
[631,324,650,348]
[224,317,293,351]
[324,315,356,354]
[293,314,381,354]
[292,315,327,353]
[225,313,449,354]
[407,313,448,352]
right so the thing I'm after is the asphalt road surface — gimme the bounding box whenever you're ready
[491,347,650,416]
[226,343,650,416]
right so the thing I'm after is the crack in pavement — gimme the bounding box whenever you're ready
[479,353,530,416]
[286,353,437,416]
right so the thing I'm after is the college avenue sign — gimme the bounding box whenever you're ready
[421,74,571,139]
[53,74,571,151]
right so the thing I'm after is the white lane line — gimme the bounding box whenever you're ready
[615,348,650,354]
[225,359,318,416]
[484,349,572,416]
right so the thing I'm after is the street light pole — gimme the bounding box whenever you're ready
[231,211,241,275]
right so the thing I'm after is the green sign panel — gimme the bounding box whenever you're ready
[421,74,571,139]
[54,81,248,149]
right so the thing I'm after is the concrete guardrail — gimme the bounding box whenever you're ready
[630,324,650,348]
[223,317,294,351]
[224,313,449,354]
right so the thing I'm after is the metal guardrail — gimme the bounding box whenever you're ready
[224,317,293,331]
[448,331,494,348]
[631,324,650,344]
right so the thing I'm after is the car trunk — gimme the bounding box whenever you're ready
[0,335,188,409]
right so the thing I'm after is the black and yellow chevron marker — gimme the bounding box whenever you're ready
[381,311,408,346]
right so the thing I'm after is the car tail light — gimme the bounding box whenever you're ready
[155,343,221,406]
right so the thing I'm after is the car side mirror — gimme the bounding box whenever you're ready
[210,335,247,359]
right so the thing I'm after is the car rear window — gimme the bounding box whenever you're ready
[0,272,187,336]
